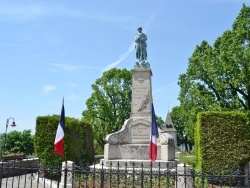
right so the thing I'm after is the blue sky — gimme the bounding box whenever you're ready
[0,0,249,134]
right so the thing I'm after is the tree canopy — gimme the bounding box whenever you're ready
[0,129,34,156]
[82,68,132,151]
[177,4,250,142]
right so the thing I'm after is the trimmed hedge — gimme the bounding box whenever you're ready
[195,111,250,173]
[34,115,94,167]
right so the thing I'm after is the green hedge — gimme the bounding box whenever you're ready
[195,111,250,173]
[34,115,94,167]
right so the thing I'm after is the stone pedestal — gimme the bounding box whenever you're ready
[59,161,74,188]
[102,68,175,169]
[176,164,192,188]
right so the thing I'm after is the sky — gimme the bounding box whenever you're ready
[0,0,249,134]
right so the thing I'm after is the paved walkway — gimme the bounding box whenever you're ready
[0,174,58,188]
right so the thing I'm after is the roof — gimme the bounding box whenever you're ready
[161,112,176,132]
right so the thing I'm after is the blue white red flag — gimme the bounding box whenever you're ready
[54,100,65,156]
[148,103,159,162]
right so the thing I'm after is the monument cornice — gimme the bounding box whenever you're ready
[131,68,152,76]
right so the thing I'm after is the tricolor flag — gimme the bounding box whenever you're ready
[148,103,159,162]
[54,100,65,156]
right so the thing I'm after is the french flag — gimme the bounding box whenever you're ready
[148,103,159,162]
[54,100,65,157]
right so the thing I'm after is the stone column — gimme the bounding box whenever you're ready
[176,164,192,188]
[130,68,152,119]
[59,161,74,188]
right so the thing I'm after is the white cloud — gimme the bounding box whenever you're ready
[143,11,158,33]
[102,43,135,72]
[50,64,82,71]
[50,63,101,71]
[65,82,77,88]
[153,81,179,96]
[65,94,80,102]
[42,85,56,95]
[0,3,49,22]
[0,2,134,23]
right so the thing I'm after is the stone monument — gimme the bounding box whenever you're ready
[101,27,175,169]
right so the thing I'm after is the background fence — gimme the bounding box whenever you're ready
[0,159,249,188]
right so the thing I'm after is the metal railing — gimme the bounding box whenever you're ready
[0,159,249,188]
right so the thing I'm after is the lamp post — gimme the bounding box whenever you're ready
[2,117,16,156]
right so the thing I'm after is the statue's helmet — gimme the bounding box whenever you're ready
[137,26,142,31]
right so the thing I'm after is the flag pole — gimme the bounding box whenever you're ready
[61,96,64,160]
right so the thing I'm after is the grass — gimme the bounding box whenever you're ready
[179,154,196,167]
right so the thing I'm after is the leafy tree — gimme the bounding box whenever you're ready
[156,115,164,128]
[178,4,250,143]
[82,68,132,151]
[170,106,193,151]
[0,129,34,156]
[20,129,34,156]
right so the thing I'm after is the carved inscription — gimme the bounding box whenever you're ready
[130,112,151,117]
[132,84,150,114]
[131,125,149,142]
[132,86,147,100]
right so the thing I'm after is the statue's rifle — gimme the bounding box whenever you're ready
[140,39,143,62]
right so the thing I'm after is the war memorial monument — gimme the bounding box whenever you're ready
[101,27,175,169]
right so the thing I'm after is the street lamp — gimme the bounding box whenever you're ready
[3,117,16,155]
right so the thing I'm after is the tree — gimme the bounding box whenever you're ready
[20,129,34,156]
[82,68,132,151]
[170,106,193,151]
[156,115,164,128]
[0,129,34,156]
[178,4,250,142]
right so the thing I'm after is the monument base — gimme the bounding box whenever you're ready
[104,117,176,167]
[104,144,149,160]
[104,143,175,161]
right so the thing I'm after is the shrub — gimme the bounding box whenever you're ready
[34,115,94,168]
[195,111,250,173]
